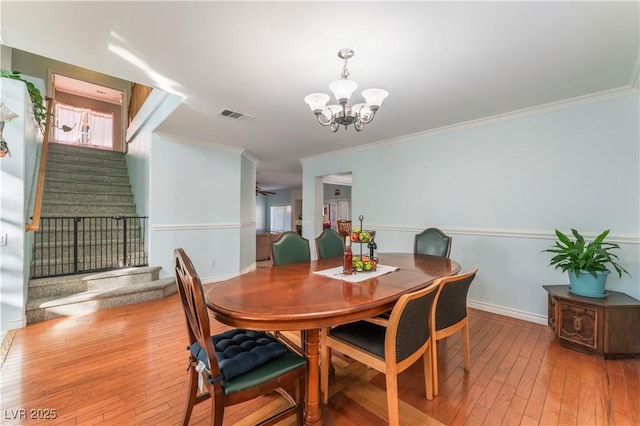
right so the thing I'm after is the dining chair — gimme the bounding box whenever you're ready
[431,268,478,396]
[315,228,345,259]
[336,220,352,238]
[270,231,311,266]
[320,282,440,425]
[414,227,452,258]
[174,248,307,426]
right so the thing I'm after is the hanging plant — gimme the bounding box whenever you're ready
[1,70,47,132]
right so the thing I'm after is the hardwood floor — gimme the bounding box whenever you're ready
[1,291,638,425]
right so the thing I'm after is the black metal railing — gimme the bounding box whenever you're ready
[31,216,148,278]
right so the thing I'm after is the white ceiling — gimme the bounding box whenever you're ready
[2,1,638,190]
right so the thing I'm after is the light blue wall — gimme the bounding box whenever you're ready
[126,90,253,281]
[302,93,640,323]
[0,77,41,337]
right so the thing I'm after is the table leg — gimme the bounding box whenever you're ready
[303,328,322,426]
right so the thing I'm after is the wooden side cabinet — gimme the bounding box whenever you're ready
[544,285,640,359]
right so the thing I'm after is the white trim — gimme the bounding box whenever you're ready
[368,225,640,245]
[152,222,240,231]
[468,299,548,326]
[126,89,170,143]
[301,86,639,164]
[241,221,256,229]
[5,317,26,331]
[201,271,241,284]
[242,150,260,164]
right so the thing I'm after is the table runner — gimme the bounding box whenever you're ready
[313,264,399,283]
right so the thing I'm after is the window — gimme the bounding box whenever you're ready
[54,103,114,149]
[270,205,291,232]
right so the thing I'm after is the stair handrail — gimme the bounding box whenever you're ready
[25,96,53,232]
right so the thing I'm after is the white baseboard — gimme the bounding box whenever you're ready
[468,299,548,326]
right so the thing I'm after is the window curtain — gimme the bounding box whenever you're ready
[54,103,114,149]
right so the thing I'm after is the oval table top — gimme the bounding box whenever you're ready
[205,253,461,331]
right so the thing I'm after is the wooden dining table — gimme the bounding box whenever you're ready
[205,253,461,425]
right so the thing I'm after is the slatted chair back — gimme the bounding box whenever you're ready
[270,231,311,266]
[414,227,452,258]
[315,228,345,259]
[174,248,307,425]
[337,220,352,238]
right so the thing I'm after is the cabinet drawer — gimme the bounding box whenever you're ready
[557,301,600,350]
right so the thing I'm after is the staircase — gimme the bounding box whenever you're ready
[26,142,176,324]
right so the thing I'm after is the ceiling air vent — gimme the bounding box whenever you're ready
[217,109,255,121]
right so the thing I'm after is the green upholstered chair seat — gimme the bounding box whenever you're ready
[223,352,307,394]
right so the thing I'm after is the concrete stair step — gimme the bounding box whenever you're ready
[28,266,161,298]
[26,276,176,324]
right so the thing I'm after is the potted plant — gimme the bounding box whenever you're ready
[544,229,630,298]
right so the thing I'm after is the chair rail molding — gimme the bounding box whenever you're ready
[367,225,639,245]
[151,222,242,231]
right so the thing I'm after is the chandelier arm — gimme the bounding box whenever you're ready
[358,109,376,125]
[316,113,334,127]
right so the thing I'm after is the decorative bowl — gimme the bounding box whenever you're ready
[352,256,377,272]
[350,229,373,243]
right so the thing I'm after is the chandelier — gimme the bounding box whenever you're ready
[304,49,388,132]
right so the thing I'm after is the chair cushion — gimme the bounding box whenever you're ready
[329,320,386,359]
[189,329,288,381]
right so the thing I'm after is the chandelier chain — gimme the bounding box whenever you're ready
[341,58,350,80]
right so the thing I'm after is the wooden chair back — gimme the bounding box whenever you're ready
[430,268,478,395]
[321,281,440,425]
[174,248,307,425]
[337,220,352,237]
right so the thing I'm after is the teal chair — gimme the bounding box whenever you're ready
[271,231,311,266]
[414,228,452,258]
[315,229,344,259]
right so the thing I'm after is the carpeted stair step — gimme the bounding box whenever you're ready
[30,239,144,259]
[31,252,148,278]
[26,277,176,324]
[44,169,131,185]
[48,150,126,168]
[44,179,131,194]
[40,201,137,216]
[47,160,129,177]
[47,142,124,159]
[42,191,134,204]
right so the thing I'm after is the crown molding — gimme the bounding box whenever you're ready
[302,85,639,164]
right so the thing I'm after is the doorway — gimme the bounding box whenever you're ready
[51,74,125,151]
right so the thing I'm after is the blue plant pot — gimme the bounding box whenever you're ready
[568,270,610,298]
